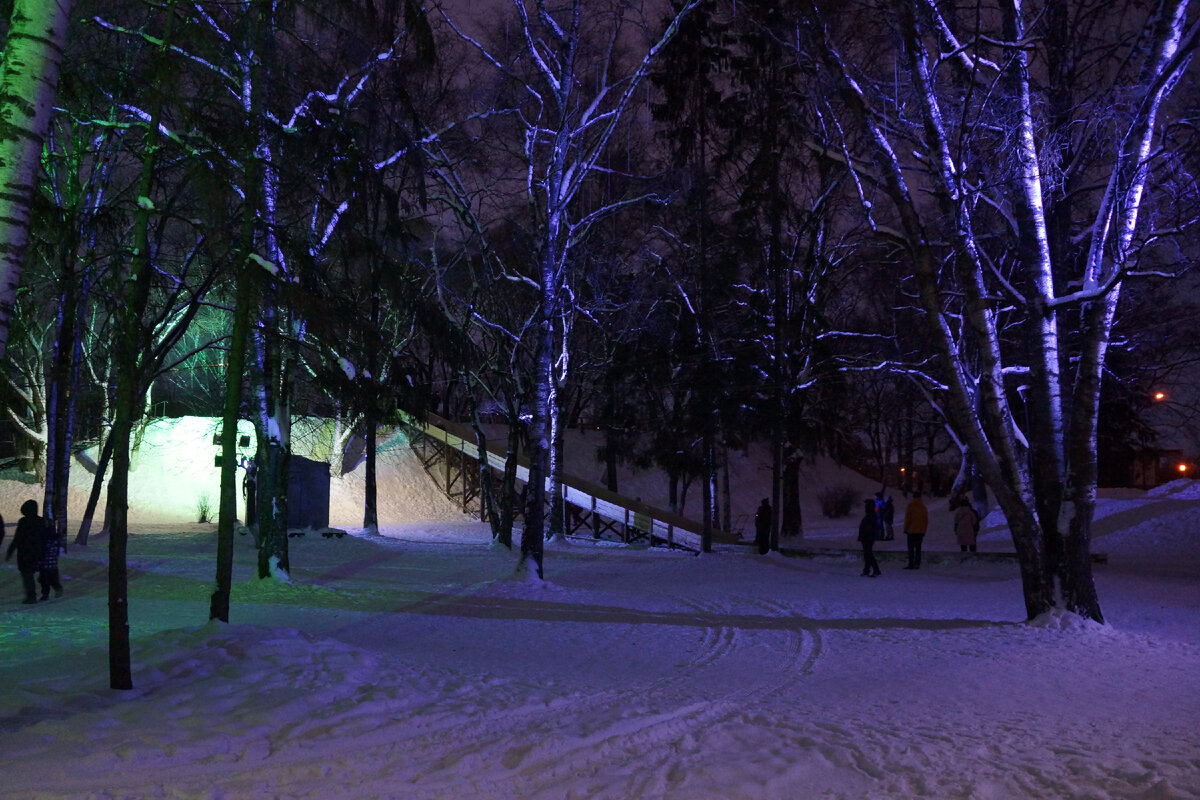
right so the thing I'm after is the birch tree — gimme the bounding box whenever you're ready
[802,0,1198,620]
[0,0,73,361]
[440,0,700,575]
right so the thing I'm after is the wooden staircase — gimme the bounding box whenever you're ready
[401,412,747,553]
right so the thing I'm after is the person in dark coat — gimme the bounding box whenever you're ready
[38,515,65,600]
[857,499,881,577]
[241,456,258,527]
[6,499,45,604]
[754,498,772,555]
[881,492,895,540]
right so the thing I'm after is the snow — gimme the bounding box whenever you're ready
[247,252,277,275]
[1,417,1198,799]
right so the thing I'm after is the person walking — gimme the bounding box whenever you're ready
[902,491,929,569]
[954,496,980,553]
[6,499,45,604]
[858,499,881,577]
[241,456,258,527]
[754,498,772,555]
[881,492,895,540]
[38,515,65,600]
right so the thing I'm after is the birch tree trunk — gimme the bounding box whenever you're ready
[1058,0,1193,620]
[520,239,556,578]
[0,0,73,361]
[998,0,1068,596]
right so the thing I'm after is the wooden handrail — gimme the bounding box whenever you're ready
[402,411,744,549]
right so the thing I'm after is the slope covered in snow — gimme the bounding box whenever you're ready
[0,416,1196,799]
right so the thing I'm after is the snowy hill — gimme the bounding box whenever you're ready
[10,415,891,538]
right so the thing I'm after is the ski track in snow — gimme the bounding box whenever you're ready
[1,419,1199,799]
[2,534,1198,800]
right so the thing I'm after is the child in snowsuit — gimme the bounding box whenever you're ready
[39,513,65,600]
[6,499,45,604]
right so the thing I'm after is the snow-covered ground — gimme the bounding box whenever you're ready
[1,417,1198,799]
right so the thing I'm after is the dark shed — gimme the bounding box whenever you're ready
[287,455,330,529]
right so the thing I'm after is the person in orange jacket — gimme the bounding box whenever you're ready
[902,491,930,570]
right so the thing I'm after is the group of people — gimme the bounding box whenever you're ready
[857,489,982,576]
[3,499,65,605]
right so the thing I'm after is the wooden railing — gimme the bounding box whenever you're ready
[401,411,746,552]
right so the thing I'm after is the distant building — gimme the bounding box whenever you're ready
[1101,447,1195,489]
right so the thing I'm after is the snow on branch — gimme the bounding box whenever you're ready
[918,0,1000,75]
[375,108,518,171]
[314,201,350,256]
[283,69,375,131]
[837,357,948,392]
[90,15,236,86]
[567,192,668,249]
[247,252,277,276]
[559,1,701,203]
[513,0,568,98]
[112,104,204,156]
[435,3,553,112]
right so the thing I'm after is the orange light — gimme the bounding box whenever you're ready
[1154,391,1166,401]
[1179,463,1189,474]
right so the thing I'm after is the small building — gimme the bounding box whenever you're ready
[1101,446,1193,489]
[287,455,330,529]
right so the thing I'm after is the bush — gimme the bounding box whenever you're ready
[818,485,858,519]
[196,491,212,524]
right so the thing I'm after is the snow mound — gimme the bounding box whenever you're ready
[4,416,470,529]
[1145,478,1200,499]
[1028,608,1111,635]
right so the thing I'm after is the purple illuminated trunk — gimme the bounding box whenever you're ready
[520,230,558,577]
[521,324,550,577]
[999,3,1068,596]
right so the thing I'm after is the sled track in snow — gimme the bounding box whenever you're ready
[480,594,825,797]
[4,586,828,799]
